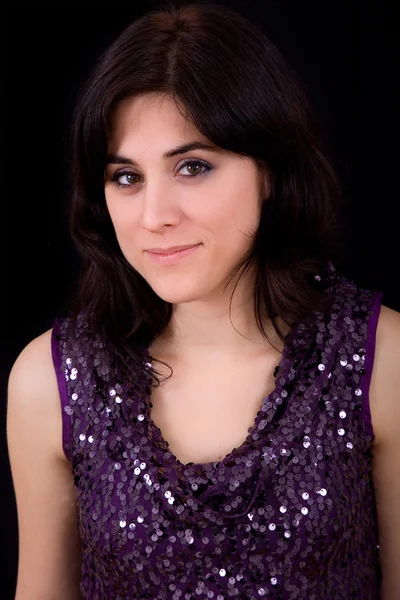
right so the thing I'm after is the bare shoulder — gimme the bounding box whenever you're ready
[368,304,400,597]
[8,328,55,397]
[7,329,82,599]
[369,303,400,445]
[7,327,65,463]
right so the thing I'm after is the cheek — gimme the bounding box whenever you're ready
[207,190,260,245]
[106,194,135,231]
[105,197,141,253]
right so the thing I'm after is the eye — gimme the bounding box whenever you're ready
[111,171,139,188]
[178,159,212,178]
[109,159,212,190]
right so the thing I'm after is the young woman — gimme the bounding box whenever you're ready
[7,2,399,599]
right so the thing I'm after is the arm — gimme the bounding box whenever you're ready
[7,329,82,600]
[369,305,400,599]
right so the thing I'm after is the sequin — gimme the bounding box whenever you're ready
[51,262,383,599]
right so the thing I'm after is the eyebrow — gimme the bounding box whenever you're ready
[106,141,218,166]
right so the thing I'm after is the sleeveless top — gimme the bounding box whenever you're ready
[51,262,383,599]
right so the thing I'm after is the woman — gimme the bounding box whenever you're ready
[7,2,400,599]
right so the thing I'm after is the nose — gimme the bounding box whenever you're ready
[140,178,181,232]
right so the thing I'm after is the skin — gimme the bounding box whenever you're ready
[104,92,290,465]
[104,93,283,360]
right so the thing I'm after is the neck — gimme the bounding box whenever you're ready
[153,272,289,361]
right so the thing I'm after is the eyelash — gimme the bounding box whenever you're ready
[110,159,212,189]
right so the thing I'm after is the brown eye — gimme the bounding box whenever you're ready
[179,160,212,178]
[116,173,137,186]
[112,171,139,187]
[181,163,203,176]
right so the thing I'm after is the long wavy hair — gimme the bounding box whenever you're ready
[66,0,345,386]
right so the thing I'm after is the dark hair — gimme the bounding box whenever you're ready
[67,0,345,386]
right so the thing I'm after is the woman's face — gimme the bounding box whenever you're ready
[105,94,269,305]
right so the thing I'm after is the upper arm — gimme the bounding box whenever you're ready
[369,304,400,599]
[7,329,82,600]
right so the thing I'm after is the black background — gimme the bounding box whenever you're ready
[1,1,393,598]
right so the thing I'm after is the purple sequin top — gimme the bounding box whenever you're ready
[51,263,383,599]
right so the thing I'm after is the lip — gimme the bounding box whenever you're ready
[146,244,199,254]
[145,243,201,265]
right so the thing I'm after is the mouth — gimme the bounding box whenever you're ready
[146,244,199,254]
[145,243,201,265]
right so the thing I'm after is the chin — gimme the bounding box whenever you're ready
[153,289,203,305]
[149,279,206,305]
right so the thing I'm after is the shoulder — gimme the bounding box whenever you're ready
[9,328,55,384]
[7,328,65,462]
[9,328,55,382]
[369,304,400,445]
[368,304,400,597]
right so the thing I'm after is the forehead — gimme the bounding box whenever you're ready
[108,94,202,149]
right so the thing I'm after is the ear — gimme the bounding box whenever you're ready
[259,168,273,201]
[263,173,272,198]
